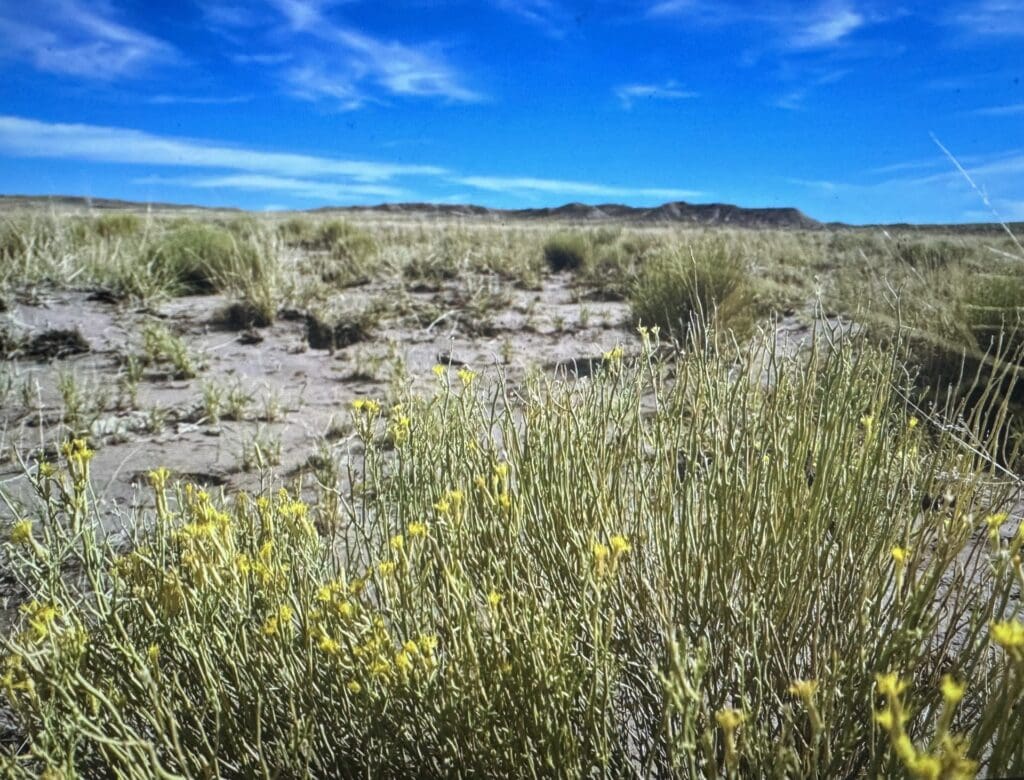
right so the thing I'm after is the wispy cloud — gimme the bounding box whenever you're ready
[647,1,874,50]
[971,102,1024,116]
[0,115,701,207]
[490,0,572,38]
[137,174,406,202]
[146,94,253,106]
[0,0,175,79]
[951,1,1024,37]
[259,0,481,107]
[455,176,702,201]
[0,116,445,182]
[615,81,698,109]
[772,68,848,110]
[786,3,864,48]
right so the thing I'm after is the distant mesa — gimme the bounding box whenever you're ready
[315,199,823,229]
[0,193,820,229]
[7,194,1017,232]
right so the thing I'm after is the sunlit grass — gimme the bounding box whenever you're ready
[2,331,1023,776]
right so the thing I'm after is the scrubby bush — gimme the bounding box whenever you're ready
[631,236,758,340]
[893,236,973,270]
[143,223,273,295]
[297,220,379,288]
[543,232,590,272]
[277,216,315,246]
[94,213,143,239]
[3,336,1024,776]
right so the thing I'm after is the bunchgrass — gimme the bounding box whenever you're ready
[631,235,761,341]
[2,330,1023,777]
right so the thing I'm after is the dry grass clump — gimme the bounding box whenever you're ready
[630,235,760,340]
[3,334,1023,776]
[543,231,590,272]
[143,223,273,296]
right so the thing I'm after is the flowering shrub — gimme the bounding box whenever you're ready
[2,333,1023,777]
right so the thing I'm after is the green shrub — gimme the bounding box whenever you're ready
[300,220,378,288]
[631,237,758,340]
[543,232,590,272]
[94,213,143,239]
[143,224,271,295]
[277,217,315,246]
[3,336,1024,776]
[893,237,973,269]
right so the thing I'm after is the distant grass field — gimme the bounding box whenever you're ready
[2,209,1024,777]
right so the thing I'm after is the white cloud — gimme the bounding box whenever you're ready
[138,174,405,201]
[0,115,708,207]
[952,1,1024,37]
[146,94,253,105]
[262,0,481,106]
[456,176,702,201]
[787,4,864,48]
[615,81,698,109]
[0,115,445,182]
[0,0,175,79]
[647,1,872,50]
[972,103,1024,116]
[491,0,571,38]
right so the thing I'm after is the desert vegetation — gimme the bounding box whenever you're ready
[1,205,1024,777]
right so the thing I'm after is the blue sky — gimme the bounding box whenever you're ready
[0,0,1021,224]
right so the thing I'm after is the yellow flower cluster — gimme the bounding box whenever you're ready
[262,604,295,637]
[874,672,976,779]
[991,619,1024,662]
[592,534,632,578]
[351,398,382,416]
[388,404,412,445]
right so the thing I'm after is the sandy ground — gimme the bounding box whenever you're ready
[0,273,670,525]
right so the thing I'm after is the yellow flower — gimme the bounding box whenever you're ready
[860,415,875,430]
[346,680,362,695]
[369,658,391,678]
[147,467,171,491]
[337,601,355,620]
[432,364,446,377]
[592,542,610,565]
[407,521,427,538]
[418,634,439,654]
[403,640,419,656]
[10,519,33,546]
[318,635,341,655]
[37,461,56,479]
[940,674,965,705]
[395,650,414,673]
[61,438,94,464]
[908,416,919,429]
[991,620,1024,650]
[985,513,1008,540]
[715,707,745,730]
[351,398,381,416]
[875,672,909,698]
[610,535,632,557]
[390,534,404,552]
[487,590,503,609]
[262,605,293,637]
[433,498,451,515]
[891,546,909,565]
[908,754,941,780]
[603,345,625,362]
[457,367,476,386]
[788,679,818,700]
[147,644,160,665]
